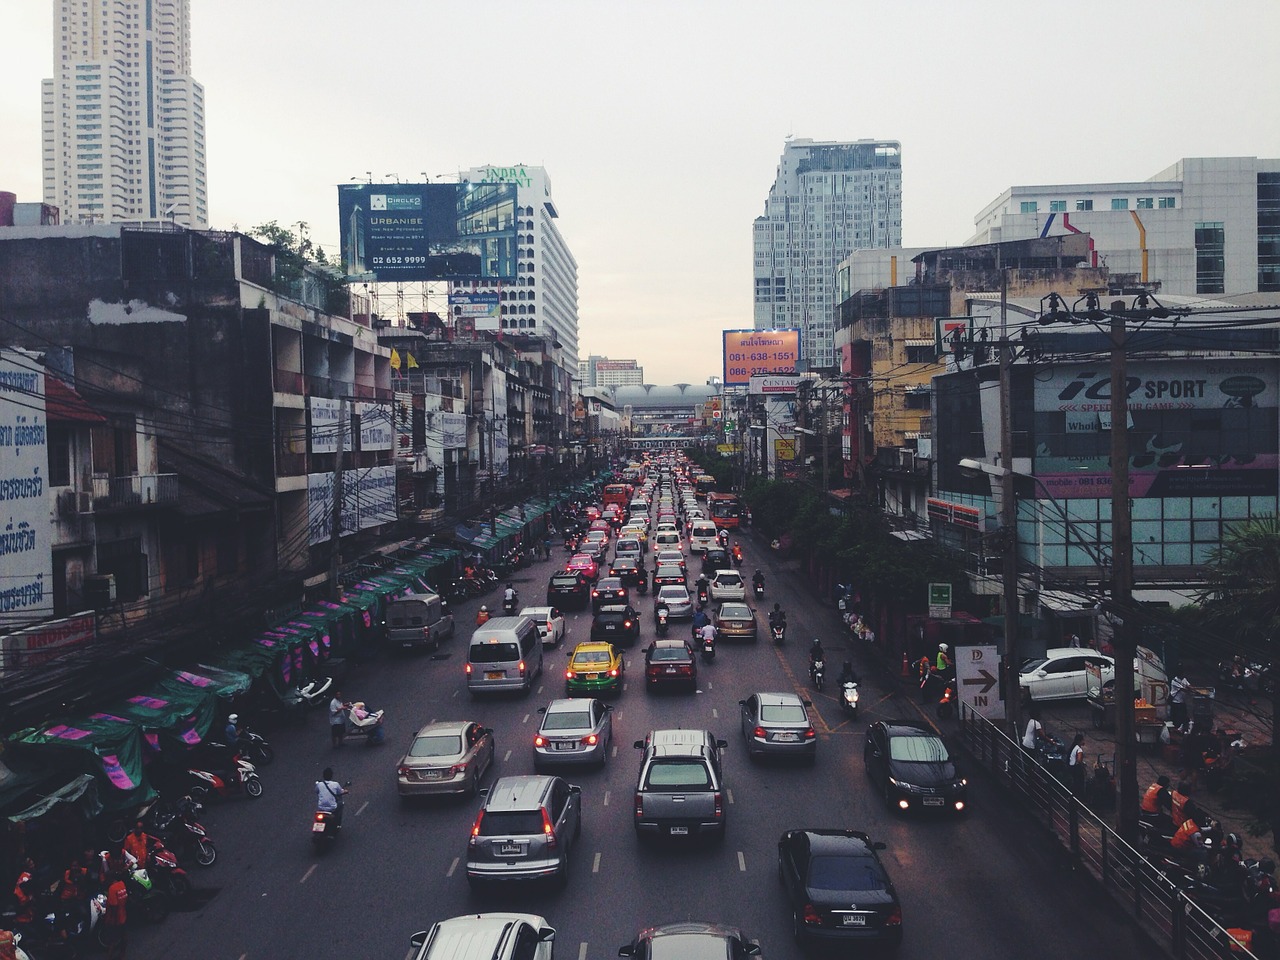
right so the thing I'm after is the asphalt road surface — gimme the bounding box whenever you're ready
[128,535,1166,960]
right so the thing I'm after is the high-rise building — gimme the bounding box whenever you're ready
[42,0,208,226]
[585,356,644,389]
[458,165,579,372]
[753,138,902,370]
[967,157,1280,295]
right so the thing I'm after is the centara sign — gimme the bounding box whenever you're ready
[749,375,800,395]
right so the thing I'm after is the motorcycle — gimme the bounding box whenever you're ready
[936,677,956,719]
[311,781,351,853]
[656,607,670,637]
[299,674,335,709]
[841,680,860,719]
[834,582,855,618]
[502,592,520,616]
[186,755,263,801]
[345,703,386,745]
[116,849,171,923]
[752,580,764,600]
[810,658,826,692]
[233,727,275,765]
[770,621,785,645]
[696,583,709,606]
[701,634,716,663]
[144,841,192,901]
[22,891,107,957]
[151,795,217,867]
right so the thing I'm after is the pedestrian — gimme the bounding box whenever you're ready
[1067,733,1087,794]
[542,536,552,560]
[103,869,128,960]
[1169,672,1192,730]
[329,690,349,748]
[12,857,36,935]
[1022,708,1047,753]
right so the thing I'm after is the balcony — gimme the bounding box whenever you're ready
[91,473,179,510]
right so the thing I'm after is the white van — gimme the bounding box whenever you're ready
[467,617,543,696]
[652,529,682,554]
[688,520,719,554]
[385,592,454,651]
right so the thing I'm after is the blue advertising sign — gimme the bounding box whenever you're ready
[338,182,518,282]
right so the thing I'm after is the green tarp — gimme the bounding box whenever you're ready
[8,773,100,823]
[101,672,219,755]
[15,711,155,810]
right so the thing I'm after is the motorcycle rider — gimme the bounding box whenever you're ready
[695,572,710,602]
[690,605,710,636]
[698,620,716,654]
[768,603,787,636]
[935,643,954,678]
[752,569,765,593]
[503,582,518,606]
[838,661,860,686]
[316,767,348,827]
[224,712,242,745]
[809,638,826,680]
[475,604,491,626]
[731,542,744,566]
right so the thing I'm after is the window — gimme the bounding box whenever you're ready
[904,345,934,364]
[1019,201,1039,214]
[48,426,72,486]
[1195,221,1226,294]
[904,391,930,410]
[97,537,148,601]
[1159,197,1176,209]
[1076,199,1093,211]
[1111,198,1129,210]
[1137,197,1154,209]
[1049,200,1067,212]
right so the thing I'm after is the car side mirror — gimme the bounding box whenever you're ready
[744,941,762,957]
[618,948,635,958]
[738,699,747,706]
[539,928,556,942]
[872,841,887,851]
[716,739,728,749]
[569,784,582,795]
[605,703,614,711]
[411,932,429,949]
[802,700,812,708]
[633,739,645,749]
[537,707,547,714]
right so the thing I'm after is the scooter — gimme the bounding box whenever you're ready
[770,621,786,645]
[810,658,826,692]
[116,850,171,923]
[936,678,956,720]
[145,840,193,900]
[233,727,275,765]
[502,592,520,616]
[311,809,340,852]
[186,755,263,801]
[701,634,716,663]
[656,607,670,637]
[345,704,386,745]
[696,582,709,606]
[151,795,217,867]
[752,580,764,600]
[299,674,335,709]
[841,681,860,719]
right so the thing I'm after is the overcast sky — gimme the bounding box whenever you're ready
[4,0,1280,384]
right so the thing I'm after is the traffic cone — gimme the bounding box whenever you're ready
[901,651,910,678]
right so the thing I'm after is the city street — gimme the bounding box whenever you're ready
[128,538,1165,960]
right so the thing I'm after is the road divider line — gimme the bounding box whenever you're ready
[727,789,735,805]
[737,851,746,872]
[603,790,610,806]
[523,714,530,724]
[592,852,601,873]
[578,943,588,960]
[446,857,459,877]
[538,685,544,695]
[503,749,512,762]
[451,689,458,698]
[300,864,317,884]
[356,800,369,816]
[612,745,618,758]
[712,707,719,718]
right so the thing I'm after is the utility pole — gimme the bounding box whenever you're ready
[1110,303,1138,842]
[821,386,830,496]
[999,270,1020,737]
[328,398,347,601]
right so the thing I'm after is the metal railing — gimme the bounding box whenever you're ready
[91,473,179,509]
[957,703,1262,959]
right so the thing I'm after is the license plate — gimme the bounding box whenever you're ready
[774,732,798,742]
[665,667,678,674]
[841,914,866,927]
[604,624,616,631]
[669,826,689,836]
[422,769,444,780]
[485,671,504,680]
[312,822,326,833]
[923,796,944,806]
[553,741,575,751]
[498,843,524,856]
[586,673,599,680]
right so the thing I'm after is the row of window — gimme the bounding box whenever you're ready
[1020,197,1176,214]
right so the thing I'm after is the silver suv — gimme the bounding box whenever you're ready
[632,729,728,842]
[466,775,582,888]
[409,913,555,960]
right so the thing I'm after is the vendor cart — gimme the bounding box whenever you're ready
[1086,666,1166,746]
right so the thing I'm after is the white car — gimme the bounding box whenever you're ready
[708,569,746,602]
[519,606,566,649]
[654,585,694,620]
[1019,648,1115,701]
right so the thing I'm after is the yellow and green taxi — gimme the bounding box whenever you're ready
[565,641,624,696]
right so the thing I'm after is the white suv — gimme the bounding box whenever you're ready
[409,914,555,960]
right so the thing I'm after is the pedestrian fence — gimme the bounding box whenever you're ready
[958,703,1261,960]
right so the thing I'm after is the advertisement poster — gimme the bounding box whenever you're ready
[309,397,341,454]
[306,465,398,546]
[357,402,393,452]
[0,350,52,628]
[722,329,801,386]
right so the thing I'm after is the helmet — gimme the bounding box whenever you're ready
[773,603,781,612]
[480,605,488,612]
[1226,832,1242,850]
[939,643,950,653]
[812,638,822,647]
[755,569,761,576]
[228,714,238,724]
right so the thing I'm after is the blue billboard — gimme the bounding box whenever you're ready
[338,182,518,282]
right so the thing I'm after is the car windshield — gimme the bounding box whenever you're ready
[645,760,712,789]
[649,934,734,960]
[1020,658,1049,674]
[476,810,543,836]
[888,735,950,763]
[760,704,807,723]
[408,734,462,758]
[542,711,592,731]
[650,646,688,662]
[658,588,689,602]
[808,854,888,892]
[469,642,521,663]
[716,574,742,586]
[719,604,751,619]
[573,650,612,665]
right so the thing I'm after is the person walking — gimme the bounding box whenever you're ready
[1067,733,1087,794]
[1169,673,1192,730]
[103,869,129,960]
[329,690,349,748]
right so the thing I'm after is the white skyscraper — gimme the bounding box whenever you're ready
[43,0,208,226]
[753,139,902,369]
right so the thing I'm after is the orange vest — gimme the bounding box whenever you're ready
[1141,783,1165,814]
[1171,790,1190,826]
[1170,819,1199,850]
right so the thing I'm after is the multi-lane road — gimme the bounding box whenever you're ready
[128,532,1164,960]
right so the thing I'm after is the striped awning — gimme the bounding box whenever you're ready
[903,338,935,348]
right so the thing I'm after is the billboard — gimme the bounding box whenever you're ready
[306,465,398,546]
[449,291,501,331]
[338,182,518,282]
[723,329,801,386]
[1032,358,1278,498]
[0,350,52,628]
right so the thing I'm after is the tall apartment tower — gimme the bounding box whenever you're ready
[753,139,902,370]
[42,0,208,226]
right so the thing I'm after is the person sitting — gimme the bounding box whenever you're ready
[809,638,826,667]
[223,713,242,745]
[731,542,744,564]
[476,605,491,626]
[1170,815,1209,861]
[315,767,348,826]
[838,661,860,686]
[752,569,765,589]
[349,702,375,725]
[122,822,155,866]
[768,604,786,628]
[691,606,709,633]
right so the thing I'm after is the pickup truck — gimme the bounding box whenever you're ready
[632,729,728,842]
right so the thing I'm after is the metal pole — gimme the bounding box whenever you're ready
[1110,305,1139,842]
[328,398,347,601]
[999,270,1020,737]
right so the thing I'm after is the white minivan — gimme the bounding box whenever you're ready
[688,520,719,554]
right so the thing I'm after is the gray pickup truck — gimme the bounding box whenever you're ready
[632,729,728,842]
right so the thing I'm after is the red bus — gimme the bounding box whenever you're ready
[602,483,632,508]
[707,492,743,530]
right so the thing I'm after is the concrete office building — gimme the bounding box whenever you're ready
[43,0,208,227]
[753,138,903,371]
[581,355,643,389]
[967,157,1280,296]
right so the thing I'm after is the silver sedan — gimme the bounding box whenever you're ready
[654,585,694,620]
[397,720,495,797]
[534,698,614,769]
[739,691,817,763]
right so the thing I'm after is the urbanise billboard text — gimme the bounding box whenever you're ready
[722,329,801,386]
[338,182,518,283]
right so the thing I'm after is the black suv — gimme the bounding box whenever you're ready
[590,577,629,613]
[546,571,590,611]
[590,604,642,645]
[609,558,647,592]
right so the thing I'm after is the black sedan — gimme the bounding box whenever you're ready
[863,721,968,814]
[590,604,642,645]
[609,558,647,593]
[701,547,731,577]
[546,571,591,611]
[591,577,630,613]
[777,828,903,949]
[643,639,697,692]
[652,563,687,592]
[619,922,760,960]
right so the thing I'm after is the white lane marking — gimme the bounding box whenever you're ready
[738,851,746,872]
[300,863,317,884]
[538,685,544,695]
[451,689,458,698]
[356,800,369,816]
[503,749,512,762]
[712,708,719,718]
[523,714,530,724]
[623,682,629,691]
[706,680,712,690]
[446,857,459,877]
[592,852,601,873]
[612,745,618,758]
[404,949,417,960]
[603,791,610,806]
[578,944,588,960]
[727,789,735,804]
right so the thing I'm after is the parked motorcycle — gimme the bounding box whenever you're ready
[233,727,274,765]
[841,680,860,719]
[144,841,192,900]
[810,658,826,692]
[345,703,386,745]
[151,795,217,867]
[299,674,335,709]
[23,891,106,957]
[116,850,171,923]
[186,755,263,801]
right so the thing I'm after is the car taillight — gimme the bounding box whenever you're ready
[609,668,619,677]
[753,726,767,739]
[464,662,472,674]
[518,660,527,673]
[623,620,632,629]
[470,811,484,840]
[542,809,556,847]
[804,728,816,739]
[802,904,822,925]
[397,765,410,777]
[713,791,723,818]
[583,734,598,745]
[534,735,546,747]
[885,906,902,927]
[634,792,644,818]
[449,764,466,777]
[565,669,575,680]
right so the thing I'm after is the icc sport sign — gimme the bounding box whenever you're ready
[722,329,801,386]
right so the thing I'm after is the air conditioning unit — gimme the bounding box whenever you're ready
[78,491,93,513]
[84,573,117,607]
[56,489,78,518]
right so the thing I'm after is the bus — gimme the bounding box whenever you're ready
[707,491,743,530]
[602,483,633,508]
[694,474,716,498]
